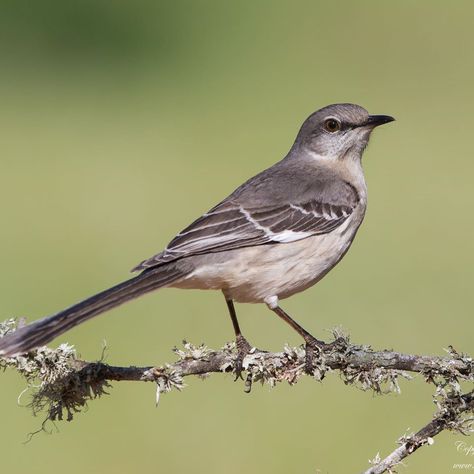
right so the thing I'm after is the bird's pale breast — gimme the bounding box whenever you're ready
[172,202,366,303]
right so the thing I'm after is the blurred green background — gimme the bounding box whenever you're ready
[0,1,473,472]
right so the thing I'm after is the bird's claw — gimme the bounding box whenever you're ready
[234,334,253,381]
[304,336,347,375]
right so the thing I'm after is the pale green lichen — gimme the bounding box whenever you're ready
[173,340,214,361]
[143,364,185,406]
[432,389,474,436]
[330,331,411,395]
[422,346,474,436]
[341,365,411,394]
[2,319,472,438]
[1,318,110,425]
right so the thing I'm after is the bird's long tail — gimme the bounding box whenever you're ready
[0,264,185,357]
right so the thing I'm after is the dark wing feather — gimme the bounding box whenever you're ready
[132,198,355,271]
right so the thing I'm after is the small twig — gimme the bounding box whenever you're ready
[363,391,474,474]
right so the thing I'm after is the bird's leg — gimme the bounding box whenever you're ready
[225,298,253,380]
[267,301,343,374]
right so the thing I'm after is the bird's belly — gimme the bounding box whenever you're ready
[174,216,361,303]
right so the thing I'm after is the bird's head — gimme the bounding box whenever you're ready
[295,103,394,160]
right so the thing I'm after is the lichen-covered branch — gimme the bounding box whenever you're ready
[364,391,474,474]
[1,318,473,471]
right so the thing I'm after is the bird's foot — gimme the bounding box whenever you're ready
[304,335,347,375]
[234,334,260,381]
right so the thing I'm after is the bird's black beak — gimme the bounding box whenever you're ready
[364,115,395,127]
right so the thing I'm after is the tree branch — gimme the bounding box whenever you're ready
[70,342,473,382]
[364,391,474,474]
[1,318,473,472]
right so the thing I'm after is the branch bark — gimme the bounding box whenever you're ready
[1,318,473,473]
[69,343,473,382]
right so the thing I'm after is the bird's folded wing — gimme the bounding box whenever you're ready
[132,199,354,271]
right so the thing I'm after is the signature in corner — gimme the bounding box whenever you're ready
[455,441,474,457]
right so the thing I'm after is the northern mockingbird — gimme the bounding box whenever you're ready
[0,103,394,374]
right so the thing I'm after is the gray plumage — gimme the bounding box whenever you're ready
[133,162,359,269]
[0,103,394,358]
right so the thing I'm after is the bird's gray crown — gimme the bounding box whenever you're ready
[292,103,393,159]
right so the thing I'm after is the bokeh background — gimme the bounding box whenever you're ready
[0,1,473,473]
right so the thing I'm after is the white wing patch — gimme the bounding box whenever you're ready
[239,205,313,243]
[132,199,355,271]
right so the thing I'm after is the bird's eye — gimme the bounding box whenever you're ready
[323,118,341,133]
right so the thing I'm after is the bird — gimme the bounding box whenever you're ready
[0,103,394,375]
